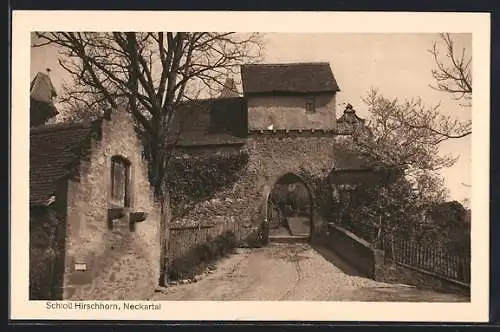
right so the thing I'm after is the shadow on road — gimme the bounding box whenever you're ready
[311,243,367,278]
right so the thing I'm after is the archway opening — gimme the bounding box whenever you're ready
[266,173,313,238]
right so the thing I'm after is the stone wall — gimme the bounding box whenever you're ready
[246,132,337,225]
[318,223,470,296]
[247,94,337,131]
[62,110,163,300]
[320,223,377,278]
[172,132,339,242]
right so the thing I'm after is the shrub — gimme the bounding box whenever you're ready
[30,209,60,300]
[30,247,56,300]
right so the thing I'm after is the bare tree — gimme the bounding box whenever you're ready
[366,33,472,142]
[430,33,472,107]
[33,32,263,199]
[33,32,263,285]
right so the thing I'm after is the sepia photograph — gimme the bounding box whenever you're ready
[11,11,490,322]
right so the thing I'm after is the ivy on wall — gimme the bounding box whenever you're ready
[166,151,250,219]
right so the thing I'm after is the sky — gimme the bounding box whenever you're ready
[30,33,472,204]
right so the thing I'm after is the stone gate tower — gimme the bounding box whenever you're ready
[168,62,366,239]
[240,63,341,229]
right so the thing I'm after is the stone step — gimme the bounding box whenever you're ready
[268,235,310,243]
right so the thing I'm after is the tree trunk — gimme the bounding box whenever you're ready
[158,189,171,286]
[147,137,171,286]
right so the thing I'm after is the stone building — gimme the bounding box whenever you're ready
[30,72,59,127]
[29,73,163,300]
[168,62,369,236]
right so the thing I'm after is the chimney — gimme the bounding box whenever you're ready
[218,78,239,98]
[30,70,59,127]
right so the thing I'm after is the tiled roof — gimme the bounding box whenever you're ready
[30,120,102,206]
[241,62,340,94]
[167,97,248,147]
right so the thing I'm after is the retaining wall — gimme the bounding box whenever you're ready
[318,223,470,296]
[320,223,376,278]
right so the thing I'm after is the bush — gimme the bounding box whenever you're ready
[30,247,56,300]
[168,231,238,281]
[30,209,60,300]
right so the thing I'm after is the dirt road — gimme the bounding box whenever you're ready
[151,243,469,302]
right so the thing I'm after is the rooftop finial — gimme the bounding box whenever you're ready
[344,103,355,113]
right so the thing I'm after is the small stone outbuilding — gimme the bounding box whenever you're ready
[29,73,163,300]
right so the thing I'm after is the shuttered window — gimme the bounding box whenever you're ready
[111,156,131,207]
[305,96,316,114]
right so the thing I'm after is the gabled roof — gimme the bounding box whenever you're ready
[30,120,102,206]
[241,62,340,95]
[167,97,248,147]
[218,78,240,98]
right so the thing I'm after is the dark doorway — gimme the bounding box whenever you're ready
[266,173,313,239]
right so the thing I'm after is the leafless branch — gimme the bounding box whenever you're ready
[34,31,264,200]
[337,88,470,172]
[429,33,472,107]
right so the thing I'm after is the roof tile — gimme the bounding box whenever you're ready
[168,97,248,147]
[241,62,340,94]
[30,121,99,205]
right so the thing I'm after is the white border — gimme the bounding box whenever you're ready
[11,11,490,322]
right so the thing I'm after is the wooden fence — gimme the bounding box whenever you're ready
[167,221,243,266]
[382,234,471,286]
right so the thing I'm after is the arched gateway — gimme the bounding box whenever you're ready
[168,62,367,244]
[265,173,314,240]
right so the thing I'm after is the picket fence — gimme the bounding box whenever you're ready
[167,221,243,266]
[382,233,471,286]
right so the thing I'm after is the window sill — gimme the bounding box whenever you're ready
[107,206,148,231]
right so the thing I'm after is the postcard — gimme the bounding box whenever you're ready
[10,10,490,322]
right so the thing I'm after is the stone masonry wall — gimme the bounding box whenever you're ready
[63,110,163,300]
[246,133,336,225]
[320,223,377,278]
[174,132,339,240]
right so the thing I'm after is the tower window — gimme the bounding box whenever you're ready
[305,96,316,114]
